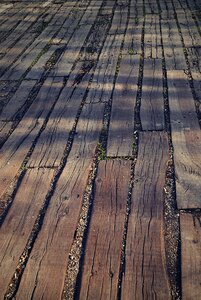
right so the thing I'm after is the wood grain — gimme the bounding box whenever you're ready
[0,79,36,121]
[144,14,161,59]
[79,159,131,300]
[0,77,63,199]
[141,58,164,130]
[161,17,186,70]
[16,103,105,299]
[107,8,142,157]
[167,70,201,209]
[122,131,171,300]
[180,213,201,300]
[0,168,54,298]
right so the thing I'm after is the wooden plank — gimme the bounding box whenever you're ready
[49,0,103,77]
[16,103,105,299]
[161,17,186,70]
[28,0,117,168]
[0,8,45,54]
[167,70,201,209]
[0,4,65,80]
[180,213,201,300]
[177,11,201,73]
[0,77,63,199]
[140,58,164,130]
[0,4,13,14]
[0,80,36,121]
[122,132,171,299]
[0,121,12,146]
[28,63,91,168]
[79,159,131,299]
[107,11,142,157]
[0,80,17,112]
[144,14,162,59]
[85,4,128,105]
[26,1,89,79]
[0,168,54,298]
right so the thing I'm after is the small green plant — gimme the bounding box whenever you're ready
[128,48,135,55]
[97,142,107,161]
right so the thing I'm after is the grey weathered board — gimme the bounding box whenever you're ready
[161,17,186,70]
[144,14,161,59]
[180,213,201,300]
[0,79,36,121]
[167,70,201,209]
[28,0,122,168]
[79,159,131,300]
[121,132,171,299]
[49,0,103,77]
[140,58,164,130]
[107,8,142,157]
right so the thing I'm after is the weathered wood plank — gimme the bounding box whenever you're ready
[85,4,128,105]
[122,131,171,299]
[28,63,91,168]
[141,58,164,130]
[25,3,87,80]
[0,121,12,146]
[180,213,201,300]
[0,4,13,14]
[144,14,162,59]
[176,10,201,73]
[0,80,36,121]
[28,0,118,168]
[0,4,66,80]
[0,77,63,199]
[49,0,103,77]
[16,103,105,299]
[0,168,54,298]
[0,8,45,54]
[79,159,131,300]
[161,17,186,70]
[167,70,201,209]
[107,11,142,157]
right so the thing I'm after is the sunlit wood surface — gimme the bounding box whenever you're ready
[0,0,200,299]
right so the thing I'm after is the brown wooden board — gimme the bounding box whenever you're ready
[180,213,201,300]
[79,159,131,299]
[140,58,164,130]
[16,103,105,299]
[0,77,63,200]
[0,168,54,298]
[28,64,91,168]
[167,70,201,209]
[121,131,171,299]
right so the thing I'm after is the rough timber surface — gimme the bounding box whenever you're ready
[0,0,201,299]
[79,160,131,299]
[121,132,171,299]
[180,212,201,300]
